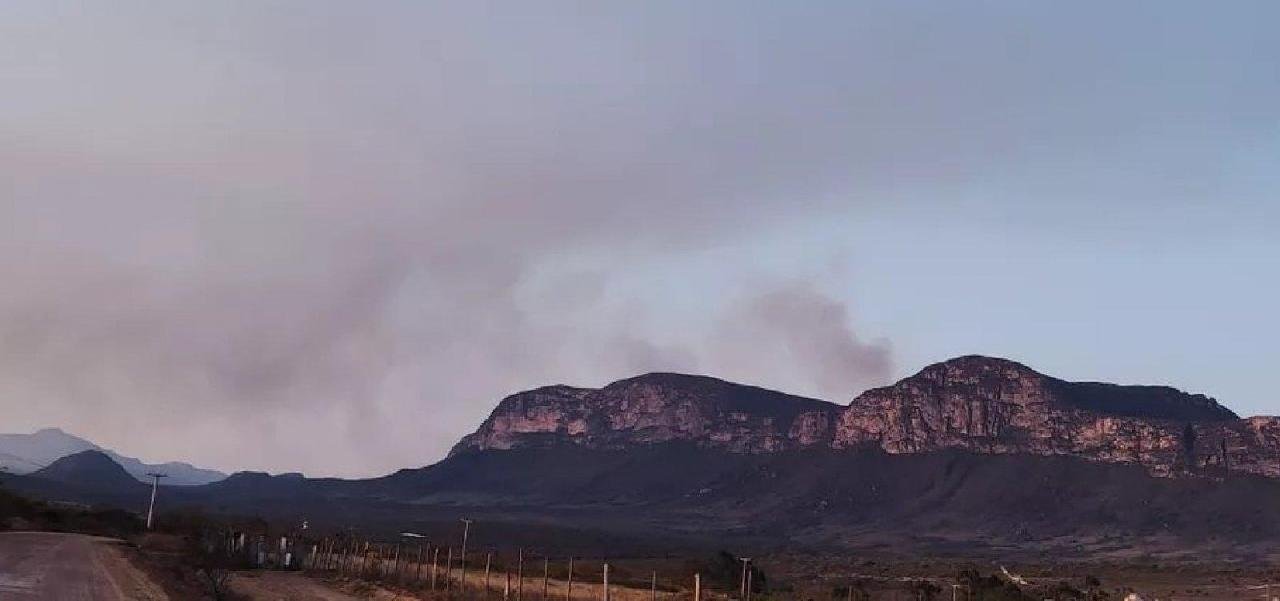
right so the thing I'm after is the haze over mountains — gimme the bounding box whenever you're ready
[6,355,1280,559]
[0,427,225,486]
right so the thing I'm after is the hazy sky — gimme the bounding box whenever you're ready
[2,2,1277,477]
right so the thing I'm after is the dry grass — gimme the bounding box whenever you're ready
[311,554,727,601]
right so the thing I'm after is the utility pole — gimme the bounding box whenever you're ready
[144,472,167,529]
[460,518,473,591]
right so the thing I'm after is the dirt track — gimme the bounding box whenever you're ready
[0,531,168,600]
[231,571,378,600]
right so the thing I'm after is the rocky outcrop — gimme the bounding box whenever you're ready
[452,356,1280,478]
[831,356,1245,476]
[450,373,841,455]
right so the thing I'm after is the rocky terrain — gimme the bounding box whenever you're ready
[453,355,1280,479]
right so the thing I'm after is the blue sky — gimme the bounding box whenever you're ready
[1,2,1277,476]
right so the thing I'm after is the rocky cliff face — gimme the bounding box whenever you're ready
[451,373,841,455]
[452,356,1280,478]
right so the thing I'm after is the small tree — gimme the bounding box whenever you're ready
[913,581,941,601]
[188,529,240,601]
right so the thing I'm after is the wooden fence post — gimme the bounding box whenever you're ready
[447,547,455,591]
[432,546,440,590]
[566,557,574,601]
[362,542,372,579]
[485,551,493,600]
[517,548,525,601]
[416,545,425,583]
[392,544,401,583]
[651,571,657,601]
[694,574,701,601]
[542,557,550,601]
[602,563,610,601]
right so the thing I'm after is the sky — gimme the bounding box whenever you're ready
[1,2,1278,477]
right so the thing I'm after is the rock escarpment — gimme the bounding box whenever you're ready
[451,373,842,455]
[452,356,1280,478]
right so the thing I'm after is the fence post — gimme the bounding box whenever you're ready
[517,548,525,601]
[392,544,401,583]
[651,571,657,601]
[566,557,574,601]
[362,542,372,579]
[694,574,701,601]
[417,545,425,583]
[432,546,440,590]
[447,547,454,591]
[485,551,493,600]
[602,563,610,601]
[542,557,549,601]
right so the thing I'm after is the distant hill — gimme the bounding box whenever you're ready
[32,450,145,492]
[0,428,225,485]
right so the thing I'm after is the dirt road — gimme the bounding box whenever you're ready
[0,531,168,600]
[230,571,403,600]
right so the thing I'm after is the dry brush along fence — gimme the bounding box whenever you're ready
[301,538,729,601]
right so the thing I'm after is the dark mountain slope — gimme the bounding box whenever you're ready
[377,444,1280,558]
[32,450,143,491]
[2,451,149,512]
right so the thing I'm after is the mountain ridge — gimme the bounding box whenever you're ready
[0,427,226,486]
[453,355,1276,478]
[8,356,1280,559]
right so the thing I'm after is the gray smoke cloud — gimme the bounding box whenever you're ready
[709,283,892,402]
[1,2,1275,475]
